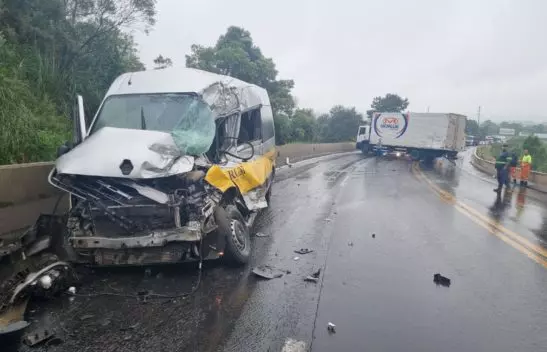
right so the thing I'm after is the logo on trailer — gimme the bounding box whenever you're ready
[373,113,409,139]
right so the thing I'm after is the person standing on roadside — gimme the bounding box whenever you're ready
[494,144,511,193]
[510,151,519,184]
[520,149,532,186]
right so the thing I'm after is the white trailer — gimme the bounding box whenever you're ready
[356,112,467,160]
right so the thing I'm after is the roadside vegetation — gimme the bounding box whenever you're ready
[478,136,547,172]
[0,1,407,165]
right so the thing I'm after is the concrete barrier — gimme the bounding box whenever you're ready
[0,142,356,235]
[471,146,547,191]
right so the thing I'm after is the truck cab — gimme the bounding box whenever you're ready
[356,125,370,153]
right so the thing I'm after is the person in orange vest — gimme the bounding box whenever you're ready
[520,149,532,186]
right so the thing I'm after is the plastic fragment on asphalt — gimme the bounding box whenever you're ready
[252,265,284,280]
[79,314,94,321]
[281,338,307,352]
[293,256,300,261]
[304,276,319,283]
[23,328,55,347]
[67,287,76,295]
[327,322,336,333]
[311,268,321,278]
[294,248,313,255]
[433,273,451,287]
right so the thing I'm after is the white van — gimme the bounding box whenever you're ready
[50,67,276,266]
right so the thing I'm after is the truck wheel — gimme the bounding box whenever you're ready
[214,205,251,266]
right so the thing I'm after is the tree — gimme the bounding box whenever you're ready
[153,54,173,69]
[290,109,317,142]
[367,93,409,118]
[0,0,156,163]
[465,119,479,136]
[319,106,364,142]
[186,26,295,117]
[479,120,499,137]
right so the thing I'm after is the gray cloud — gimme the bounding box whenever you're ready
[134,0,547,121]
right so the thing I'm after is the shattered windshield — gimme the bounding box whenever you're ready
[90,94,216,155]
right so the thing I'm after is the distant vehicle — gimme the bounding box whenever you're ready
[356,112,467,161]
[466,135,478,146]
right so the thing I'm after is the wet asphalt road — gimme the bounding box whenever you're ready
[14,150,547,352]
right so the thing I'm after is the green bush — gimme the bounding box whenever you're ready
[0,36,69,164]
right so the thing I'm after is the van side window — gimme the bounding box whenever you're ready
[238,108,262,144]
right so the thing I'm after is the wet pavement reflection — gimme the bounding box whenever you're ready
[8,151,547,351]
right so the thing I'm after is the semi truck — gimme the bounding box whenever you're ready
[356,112,467,161]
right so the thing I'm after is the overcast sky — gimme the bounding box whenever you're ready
[134,0,547,121]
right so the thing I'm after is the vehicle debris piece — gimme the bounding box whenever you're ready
[79,314,94,321]
[433,273,451,287]
[327,322,336,333]
[23,328,55,347]
[304,276,319,283]
[372,233,376,238]
[293,256,300,261]
[252,265,285,280]
[294,248,313,255]
[255,232,269,238]
[67,287,76,295]
[311,268,321,278]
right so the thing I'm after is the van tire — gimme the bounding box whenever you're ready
[215,205,251,266]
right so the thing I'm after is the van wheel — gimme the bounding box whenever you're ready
[214,205,251,266]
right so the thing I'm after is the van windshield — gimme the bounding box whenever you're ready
[90,93,216,155]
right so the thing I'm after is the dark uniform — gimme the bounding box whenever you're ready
[494,148,511,193]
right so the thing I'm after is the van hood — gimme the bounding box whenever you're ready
[56,127,195,178]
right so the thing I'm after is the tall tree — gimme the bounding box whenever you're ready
[367,93,409,118]
[0,0,155,163]
[319,106,364,142]
[186,26,295,117]
[465,119,479,136]
[153,54,173,69]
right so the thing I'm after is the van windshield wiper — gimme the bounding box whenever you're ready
[141,107,147,130]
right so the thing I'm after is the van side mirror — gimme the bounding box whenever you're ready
[56,141,73,157]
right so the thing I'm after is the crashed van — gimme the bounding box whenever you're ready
[50,67,276,266]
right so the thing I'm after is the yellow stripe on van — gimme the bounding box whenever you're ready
[205,148,276,194]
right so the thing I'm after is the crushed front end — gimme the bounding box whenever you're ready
[49,167,223,266]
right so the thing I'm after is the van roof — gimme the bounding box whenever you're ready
[104,67,270,109]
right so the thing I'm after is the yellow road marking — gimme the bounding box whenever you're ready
[412,162,547,269]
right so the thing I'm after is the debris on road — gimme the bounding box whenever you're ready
[294,248,313,255]
[23,328,55,347]
[304,269,321,283]
[286,157,293,168]
[327,322,336,333]
[433,273,451,287]
[311,268,321,278]
[79,314,94,321]
[252,265,285,280]
[325,218,332,222]
[348,242,354,246]
[255,232,269,237]
[293,256,300,261]
[372,233,376,238]
[67,286,76,295]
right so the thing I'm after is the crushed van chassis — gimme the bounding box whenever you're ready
[0,67,276,337]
